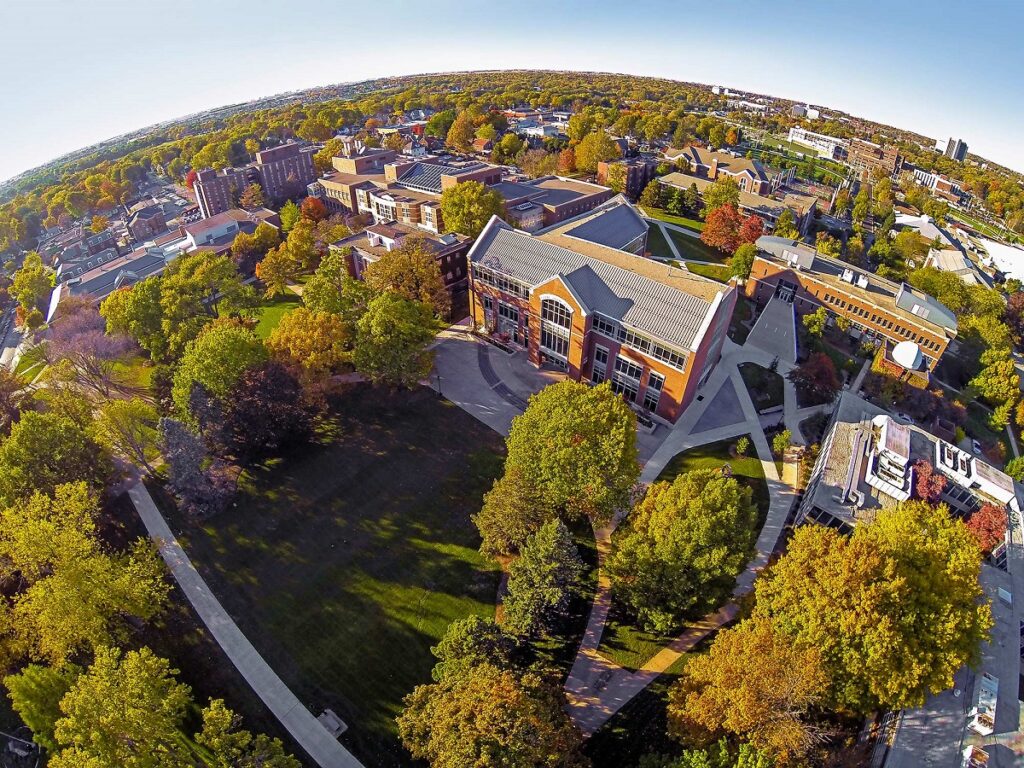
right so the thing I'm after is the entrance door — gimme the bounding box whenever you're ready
[775,281,796,303]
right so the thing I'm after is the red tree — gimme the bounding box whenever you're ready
[700,203,743,254]
[300,197,328,222]
[184,169,198,190]
[558,148,576,174]
[913,460,948,504]
[738,214,765,245]
[1006,291,1024,345]
[786,352,840,405]
[965,503,1007,554]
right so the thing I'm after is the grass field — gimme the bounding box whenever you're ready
[254,293,302,339]
[738,362,784,411]
[729,297,753,345]
[13,343,46,382]
[646,223,675,260]
[598,439,768,670]
[685,262,732,283]
[165,385,505,765]
[668,230,726,263]
[644,207,705,232]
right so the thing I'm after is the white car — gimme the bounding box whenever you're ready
[971,439,983,455]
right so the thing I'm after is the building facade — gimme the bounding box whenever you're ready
[944,137,968,162]
[787,127,849,160]
[466,201,736,423]
[596,157,658,199]
[846,138,901,179]
[193,142,317,218]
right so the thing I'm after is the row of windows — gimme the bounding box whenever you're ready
[541,299,573,330]
[540,326,569,358]
[498,302,519,322]
[473,266,529,299]
[817,291,942,352]
[591,313,688,370]
[592,345,663,413]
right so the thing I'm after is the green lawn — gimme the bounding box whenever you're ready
[644,207,704,232]
[685,262,732,283]
[111,353,155,390]
[729,297,753,345]
[668,230,727,263]
[14,343,46,382]
[164,386,506,765]
[254,293,302,339]
[598,439,768,671]
[738,362,784,411]
[645,223,675,260]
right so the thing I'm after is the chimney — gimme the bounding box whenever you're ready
[709,157,719,179]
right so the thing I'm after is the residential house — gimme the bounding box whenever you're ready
[663,146,795,195]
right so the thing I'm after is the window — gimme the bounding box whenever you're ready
[614,357,644,381]
[643,372,665,412]
[595,346,609,364]
[541,298,573,329]
[609,377,638,402]
[540,326,569,358]
[593,314,619,339]
[482,295,494,312]
[498,303,519,323]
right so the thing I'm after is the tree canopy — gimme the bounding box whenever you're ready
[439,181,505,239]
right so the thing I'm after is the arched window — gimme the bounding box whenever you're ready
[539,297,573,360]
[541,297,573,330]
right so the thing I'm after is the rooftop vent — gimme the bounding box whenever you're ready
[856,275,869,289]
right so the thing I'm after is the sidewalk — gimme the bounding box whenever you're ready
[128,482,364,768]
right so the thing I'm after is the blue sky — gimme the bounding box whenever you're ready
[1,0,1022,182]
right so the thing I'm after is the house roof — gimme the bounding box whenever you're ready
[665,147,769,182]
[661,172,816,218]
[547,196,649,251]
[66,248,168,298]
[469,215,726,352]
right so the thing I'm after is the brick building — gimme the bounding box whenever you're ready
[596,157,658,199]
[193,142,316,218]
[467,199,736,423]
[663,146,794,195]
[846,138,901,179]
[747,236,957,370]
[127,203,168,241]
[490,176,614,232]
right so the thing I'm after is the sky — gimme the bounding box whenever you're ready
[1,0,1023,182]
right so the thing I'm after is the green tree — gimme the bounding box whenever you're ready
[575,131,620,174]
[771,208,798,240]
[255,245,301,297]
[771,429,792,456]
[731,243,757,279]
[701,177,740,216]
[430,615,518,683]
[494,133,525,164]
[397,663,584,768]
[353,293,435,387]
[12,252,54,312]
[100,277,166,360]
[171,321,268,420]
[753,501,992,712]
[0,483,167,663]
[802,306,828,337]
[5,663,82,751]
[0,412,110,505]
[303,250,371,320]
[504,381,639,524]
[196,699,300,768]
[439,181,505,238]
[279,199,300,233]
[93,397,160,473]
[473,466,552,558]
[667,618,827,762]
[608,470,756,632]
[503,520,584,638]
[639,180,663,210]
[313,137,344,174]
[1004,456,1024,482]
[364,236,450,317]
[425,109,456,139]
[51,646,192,768]
[446,112,476,153]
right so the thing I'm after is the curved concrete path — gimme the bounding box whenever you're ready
[128,483,364,768]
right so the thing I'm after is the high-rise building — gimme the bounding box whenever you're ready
[944,137,968,162]
[193,142,317,219]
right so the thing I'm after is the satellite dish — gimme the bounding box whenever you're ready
[893,340,923,370]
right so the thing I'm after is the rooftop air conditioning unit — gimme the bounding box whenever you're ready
[841,268,854,283]
[856,275,869,289]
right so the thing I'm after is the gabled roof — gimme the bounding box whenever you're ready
[469,215,726,352]
[560,198,649,250]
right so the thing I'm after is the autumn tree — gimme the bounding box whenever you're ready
[255,244,301,297]
[700,177,740,216]
[160,418,237,518]
[502,520,584,638]
[965,503,1007,555]
[267,307,351,386]
[238,183,264,209]
[313,137,344,174]
[737,214,764,246]
[773,208,799,239]
[700,203,743,254]
[279,199,300,232]
[473,466,551,558]
[558,148,576,174]
[12,251,53,313]
[504,380,639,525]
[446,112,476,153]
[397,663,585,768]
[353,293,435,387]
[364,236,450,317]
[43,297,135,398]
[302,250,368,318]
[430,616,519,683]
[439,181,505,238]
[913,459,948,504]
[300,196,328,222]
[0,483,167,664]
[815,231,842,258]
[574,131,620,174]
[93,398,160,473]
[607,469,757,632]
[787,352,840,405]
[753,502,991,712]
[667,618,828,761]
[802,306,828,337]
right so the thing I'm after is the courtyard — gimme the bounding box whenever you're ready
[162,385,505,766]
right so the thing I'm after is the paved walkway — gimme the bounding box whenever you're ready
[127,483,364,768]
[564,338,800,736]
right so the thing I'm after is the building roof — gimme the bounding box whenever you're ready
[397,161,491,194]
[469,214,727,352]
[65,248,168,298]
[664,146,770,181]
[660,173,815,218]
[333,222,467,259]
[755,235,958,335]
[543,196,649,251]
[183,208,277,240]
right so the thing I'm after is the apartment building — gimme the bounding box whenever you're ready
[596,157,659,199]
[943,137,968,162]
[911,168,967,204]
[747,236,957,370]
[467,198,736,423]
[846,138,901,179]
[787,127,849,160]
[664,146,795,195]
[659,173,817,235]
[193,142,317,218]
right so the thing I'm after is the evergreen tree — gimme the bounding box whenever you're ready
[503,520,584,638]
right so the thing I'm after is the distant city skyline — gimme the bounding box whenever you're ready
[1,0,1022,182]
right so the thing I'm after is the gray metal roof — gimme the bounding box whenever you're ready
[471,219,713,351]
[397,161,487,193]
[563,202,648,250]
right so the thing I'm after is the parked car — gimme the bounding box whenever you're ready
[894,412,915,425]
[972,439,983,455]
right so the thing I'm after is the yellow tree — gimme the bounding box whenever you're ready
[267,307,351,385]
[364,236,450,317]
[255,245,301,297]
[667,617,828,761]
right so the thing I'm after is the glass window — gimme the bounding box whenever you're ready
[542,298,573,329]
[595,345,609,364]
[540,326,569,358]
[614,357,644,381]
[498,303,519,322]
[610,377,638,403]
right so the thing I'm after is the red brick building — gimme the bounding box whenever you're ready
[467,200,737,423]
[193,142,317,218]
